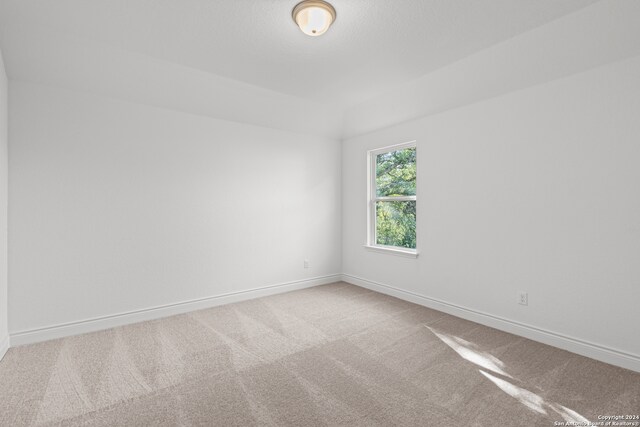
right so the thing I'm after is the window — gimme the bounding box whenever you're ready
[367,142,417,257]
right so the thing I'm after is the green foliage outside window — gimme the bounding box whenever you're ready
[375,147,416,249]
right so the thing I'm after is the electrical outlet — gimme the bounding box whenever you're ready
[304,259,310,269]
[518,292,528,306]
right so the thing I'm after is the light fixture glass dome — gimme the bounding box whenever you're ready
[292,0,336,37]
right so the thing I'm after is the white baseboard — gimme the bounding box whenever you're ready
[10,273,639,373]
[10,274,342,347]
[342,273,640,373]
[0,335,8,362]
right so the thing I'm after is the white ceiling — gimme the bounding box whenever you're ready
[343,0,640,137]
[3,0,638,139]
[0,0,600,108]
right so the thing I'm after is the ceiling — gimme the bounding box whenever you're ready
[0,0,600,109]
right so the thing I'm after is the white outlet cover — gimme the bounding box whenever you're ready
[518,292,528,306]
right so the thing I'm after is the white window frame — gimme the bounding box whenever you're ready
[365,141,418,258]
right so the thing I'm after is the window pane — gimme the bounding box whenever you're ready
[376,201,416,249]
[376,147,416,197]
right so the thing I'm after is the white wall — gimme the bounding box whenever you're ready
[9,82,341,338]
[0,48,8,359]
[343,55,640,370]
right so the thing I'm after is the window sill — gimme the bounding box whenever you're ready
[364,245,419,258]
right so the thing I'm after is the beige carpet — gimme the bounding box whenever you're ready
[1,282,638,426]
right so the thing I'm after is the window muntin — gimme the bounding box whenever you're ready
[369,143,417,253]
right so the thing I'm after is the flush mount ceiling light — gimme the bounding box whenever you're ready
[292,0,336,37]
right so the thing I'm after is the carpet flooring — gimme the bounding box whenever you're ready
[0,282,638,426]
